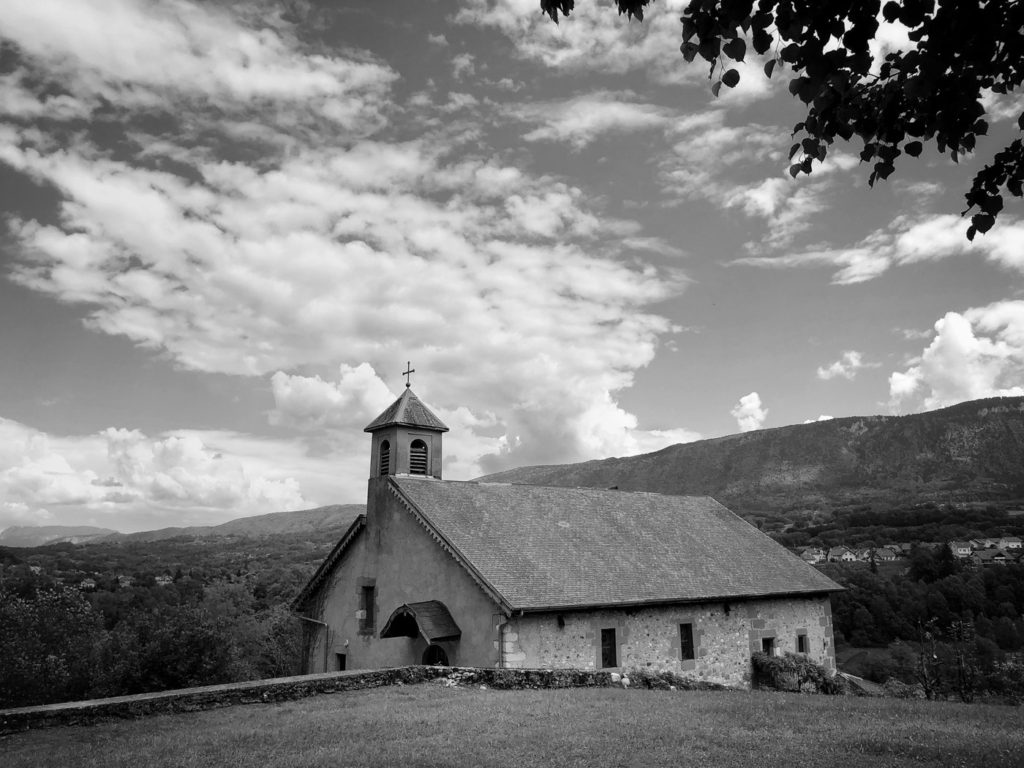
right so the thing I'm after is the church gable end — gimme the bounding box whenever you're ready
[298,476,504,673]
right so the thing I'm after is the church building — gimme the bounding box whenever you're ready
[293,386,842,687]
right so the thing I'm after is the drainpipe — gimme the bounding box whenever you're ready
[296,614,330,673]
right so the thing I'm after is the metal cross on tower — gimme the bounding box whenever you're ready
[402,361,415,388]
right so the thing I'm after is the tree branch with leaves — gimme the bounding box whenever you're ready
[540,0,1024,239]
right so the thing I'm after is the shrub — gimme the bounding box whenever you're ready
[882,677,926,699]
[978,659,1024,705]
[750,652,845,695]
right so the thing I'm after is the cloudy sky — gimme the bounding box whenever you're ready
[2,0,1023,533]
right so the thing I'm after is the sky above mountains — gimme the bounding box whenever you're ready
[2,0,1023,532]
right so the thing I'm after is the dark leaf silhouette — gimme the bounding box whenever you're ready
[541,0,1024,238]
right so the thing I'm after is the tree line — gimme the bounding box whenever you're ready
[4,524,1024,707]
[826,547,1024,701]
[768,502,1024,550]
[0,531,347,709]
[0,574,303,709]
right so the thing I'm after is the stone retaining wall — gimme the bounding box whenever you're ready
[0,666,614,735]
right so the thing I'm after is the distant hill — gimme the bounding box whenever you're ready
[0,525,117,548]
[476,397,1024,515]
[0,505,364,548]
[100,505,364,543]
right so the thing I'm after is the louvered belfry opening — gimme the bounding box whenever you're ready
[364,386,447,480]
[409,439,428,475]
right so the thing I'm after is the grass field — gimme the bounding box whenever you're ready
[3,685,1022,768]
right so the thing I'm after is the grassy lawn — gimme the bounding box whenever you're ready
[3,685,1022,768]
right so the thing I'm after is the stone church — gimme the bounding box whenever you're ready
[293,386,841,687]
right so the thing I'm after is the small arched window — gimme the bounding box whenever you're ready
[409,439,428,475]
[379,440,390,476]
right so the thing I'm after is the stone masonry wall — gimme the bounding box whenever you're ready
[1,667,614,735]
[502,595,835,688]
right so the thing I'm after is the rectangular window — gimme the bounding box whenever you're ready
[360,585,375,631]
[680,623,695,661]
[797,634,808,654]
[336,653,347,671]
[600,628,617,668]
[761,637,775,655]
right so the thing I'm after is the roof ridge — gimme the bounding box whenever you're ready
[403,475,715,500]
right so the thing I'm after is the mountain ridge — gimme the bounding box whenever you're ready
[0,525,118,548]
[0,505,363,548]
[6,397,1024,549]
[476,396,1024,514]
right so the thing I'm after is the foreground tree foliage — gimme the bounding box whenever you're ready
[0,587,101,706]
[0,579,303,708]
[826,553,1024,702]
[0,530,339,707]
[541,0,1024,237]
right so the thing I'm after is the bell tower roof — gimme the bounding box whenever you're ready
[364,388,449,433]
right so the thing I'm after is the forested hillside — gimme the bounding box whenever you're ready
[0,526,117,547]
[826,551,1024,701]
[478,397,1024,516]
[0,504,362,548]
[0,515,357,708]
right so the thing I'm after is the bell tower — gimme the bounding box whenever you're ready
[364,366,448,479]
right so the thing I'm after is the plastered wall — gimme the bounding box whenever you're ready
[304,478,503,672]
[502,595,835,687]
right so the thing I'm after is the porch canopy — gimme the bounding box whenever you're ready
[379,600,461,644]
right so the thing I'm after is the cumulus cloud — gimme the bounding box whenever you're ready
[621,237,687,258]
[734,214,1024,284]
[452,52,476,79]
[817,350,876,381]
[0,419,319,532]
[868,18,913,75]
[980,90,1024,123]
[270,364,395,431]
[803,415,834,424]
[1,0,396,133]
[657,112,862,252]
[888,301,1024,412]
[626,427,703,455]
[1,0,697,487]
[456,0,779,103]
[660,111,783,194]
[512,91,678,149]
[103,428,302,510]
[271,364,702,480]
[3,136,673,377]
[731,392,768,433]
[456,0,694,85]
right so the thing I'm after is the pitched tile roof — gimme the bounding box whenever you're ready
[364,388,449,433]
[391,478,841,612]
[974,548,1009,561]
